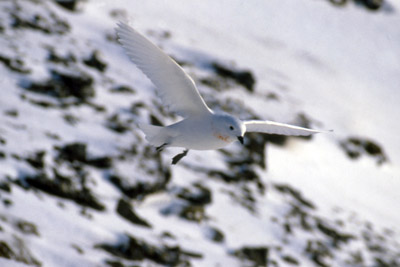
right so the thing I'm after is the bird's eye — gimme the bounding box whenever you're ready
[229,126,234,131]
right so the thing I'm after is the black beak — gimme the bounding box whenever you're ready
[237,136,244,145]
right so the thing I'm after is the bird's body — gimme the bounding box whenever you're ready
[140,113,245,151]
[116,22,329,164]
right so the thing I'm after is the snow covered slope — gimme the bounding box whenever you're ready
[0,0,399,266]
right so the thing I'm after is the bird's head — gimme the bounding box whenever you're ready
[212,114,245,144]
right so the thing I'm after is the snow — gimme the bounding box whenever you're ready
[0,0,399,266]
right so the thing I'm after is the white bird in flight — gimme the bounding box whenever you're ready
[116,22,328,164]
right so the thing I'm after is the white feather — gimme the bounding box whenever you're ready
[115,22,331,156]
[244,120,327,136]
[115,22,212,118]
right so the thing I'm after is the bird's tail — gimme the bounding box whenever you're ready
[138,123,167,147]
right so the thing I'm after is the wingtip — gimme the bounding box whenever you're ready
[115,21,132,43]
[115,21,133,35]
[315,129,334,135]
[116,21,128,28]
[115,21,124,32]
[316,129,334,134]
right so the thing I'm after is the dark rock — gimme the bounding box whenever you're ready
[328,0,384,11]
[161,231,175,239]
[0,182,11,193]
[105,32,118,43]
[3,199,13,207]
[24,172,105,211]
[110,85,135,94]
[108,147,171,200]
[266,92,280,101]
[104,260,124,267]
[221,186,258,214]
[109,9,127,20]
[305,240,332,267]
[86,156,113,169]
[284,222,292,234]
[117,144,138,160]
[264,134,288,146]
[204,226,225,243]
[281,254,300,265]
[0,241,15,260]
[207,166,260,184]
[356,0,383,10]
[83,51,107,72]
[27,99,57,109]
[347,251,364,266]
[47,49,76,65]
[160,201,207,222]
[56,142,113,169]
[11,11,70,35]
[189,156,265,213]
[129,102,146,116]
[16,220,40,236]
[106,114,131,134]
[340,137,387,164]
[0,136,6,145]
[150,114,163,126]
[359,224,400,266]
[286,204,313,232]
[45,132,61,140]
[57,143,87,163]
[71,244,84,254]
[0,151,6,160]
[63,113,79,125]
[229,133,270,169]
[12,154,21,160]
[0,54,31,74]
[364,140,383,156]
[50,69,94,99]
[181,249,203,259]
[274,184,315,209]
[211,62,256,92]
[374,257,398,267]
[96,234,201,266]
[4,109,18,117]
[316,220,354,248]
[53,0,82,12]
[150,29,172,40]
[23,69,94,102]
[178,205,205,222]
[176,183,212,206]
[110,173,170,200]
[329,0,348,6]
[200,77,227,91]
[116,199,151,228]
[25,151,46,170]
[86,101,107,113]
[240,131,288,172]
[0,237,41,266]
[234,246,269,267]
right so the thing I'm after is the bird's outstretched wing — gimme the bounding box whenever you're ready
[244,120,327,136]
[116,22,212,118]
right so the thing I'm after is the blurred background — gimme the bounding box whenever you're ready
[0,0,399,266]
